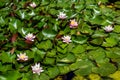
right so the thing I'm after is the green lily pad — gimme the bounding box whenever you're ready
[39,73,50,80]
[47,67,60,78]
[114,25,120,33]
[58,66,70,74]
[93,63,117,76]
[90,38,103,45]
[92,30,108,38]
[0,16,7,27]
[43,57,55,65]
[1,70,21,80]
[37,40,53,51]
[46,49,56,57]
[87,48,106,63]
[72,36,88,44]
[57,46,67,54]
[0,52,15,63]
[8,18,22,33]
[102,37,117,47]
[42,28,57,38]
[57,53,76,63]
[71,60,93,76]
[71,45,85,54]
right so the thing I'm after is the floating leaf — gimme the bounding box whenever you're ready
[113,25,120,33]
[58,66,70,74]
[47,67,60,78]
[57,53,76,63]
[42,28,57,38]
[37,40,53,51]
[109,71,120,80]
[1,70,21,80]
[72,60,93,76]
[71,45,85,54]
[88,74,101,80]
[0,52,15,63]
[90,38,103,45]
[46,49,56,57]
[43,57,55,65]
[93,63,117,76]
[72,36,88,44]
[102,37,117,47]
[92,31,108,38]
[39,73,50,80]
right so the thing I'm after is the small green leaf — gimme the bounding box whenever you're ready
[92,30,108,38]
[90,38,103,45]
[2,70,21,80]
[93,63,117,76]
[31,48,46,61]
[42,28,57,38]
[46,49,56,57]
[109,71,120,80]
[37,40,53,51]
[8,18,22,33]
[73,36,88,44]
[0,52,15,63]
[114,25,120,33]
[102,37,117,47]
[57,46,67,54]
[37,22,45,28]
[71,45,85,54]
[89,74,101,80]
[58,66,70,74]
[71,60,93,76]
[47,67,60,78]
[0,16,6,27]
[88,49,106,63]
[43,57,55,65]
[57,53,76,63]
[39,73,50,80]
[0,63,12,72]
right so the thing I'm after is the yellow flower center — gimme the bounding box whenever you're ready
[20,55,25,59]
[71,21,75,25]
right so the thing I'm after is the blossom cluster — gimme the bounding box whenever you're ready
[15,3,114,76]
[17,52,44,75]
[57,12,114,44]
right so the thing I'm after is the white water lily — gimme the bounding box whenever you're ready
[103,25,114,32]
[31,63,44,75]
[58,12,67,19]
[29,2,36,8]
[17,53,28,61]
[25,33,36,41]
[62,35,72,44]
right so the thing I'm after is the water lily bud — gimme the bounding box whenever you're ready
[31,63,44,75]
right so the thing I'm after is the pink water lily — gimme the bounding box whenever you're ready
[58,12,67,19]
[70,19,78,28]
[62,35,72,44]
[17,53,28,61]
[25,33,36,41]
[31,63,44,75]
[29,2,36,8]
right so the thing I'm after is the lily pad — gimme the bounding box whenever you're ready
[72,36,88,44]
[42,28,57,38]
